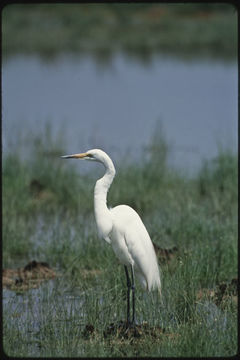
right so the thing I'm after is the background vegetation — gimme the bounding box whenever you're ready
[2,3,237,61]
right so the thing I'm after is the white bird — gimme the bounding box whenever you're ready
[61,149,161,326]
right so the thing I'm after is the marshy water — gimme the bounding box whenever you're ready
[2,54,237,174]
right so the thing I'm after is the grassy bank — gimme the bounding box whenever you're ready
[2,133,238,357]
[2,3,237,61]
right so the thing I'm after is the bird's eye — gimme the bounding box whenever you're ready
[87,154,94,158]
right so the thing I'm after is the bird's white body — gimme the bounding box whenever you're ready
[109,205,161,291]
[92,149,161,293]
[62,148,161,296]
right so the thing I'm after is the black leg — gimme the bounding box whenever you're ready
[130,265,135,325]
[124,265,131,326]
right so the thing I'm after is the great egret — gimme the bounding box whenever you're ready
[61,149,161,326]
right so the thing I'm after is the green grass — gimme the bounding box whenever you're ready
[2,131,238,357]
[2,3,237,61]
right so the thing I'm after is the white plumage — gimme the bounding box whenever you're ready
[110,204,161,291]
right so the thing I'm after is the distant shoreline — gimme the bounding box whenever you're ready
[2,3,237,62]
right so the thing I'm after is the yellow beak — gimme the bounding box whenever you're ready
[61,152,88,159]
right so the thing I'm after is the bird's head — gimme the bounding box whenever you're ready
[61,149,115,170]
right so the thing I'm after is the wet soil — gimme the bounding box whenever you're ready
[82,320,170,341]
[2,260,56,291]
[197,278,238,308]
[153,243,178,264]
[103,321,166,339]
[29,179,55,202]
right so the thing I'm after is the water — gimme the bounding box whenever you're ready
[3,279,86,356]
[2,54,237,174]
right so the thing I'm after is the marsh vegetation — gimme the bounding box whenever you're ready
[2,3,237,61]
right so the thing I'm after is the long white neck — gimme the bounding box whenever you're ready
[94,155,116,240]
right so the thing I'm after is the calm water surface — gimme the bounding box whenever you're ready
[2,54,237,174]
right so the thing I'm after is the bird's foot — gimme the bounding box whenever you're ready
[126,320,134,329]
[125,321,141,338]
